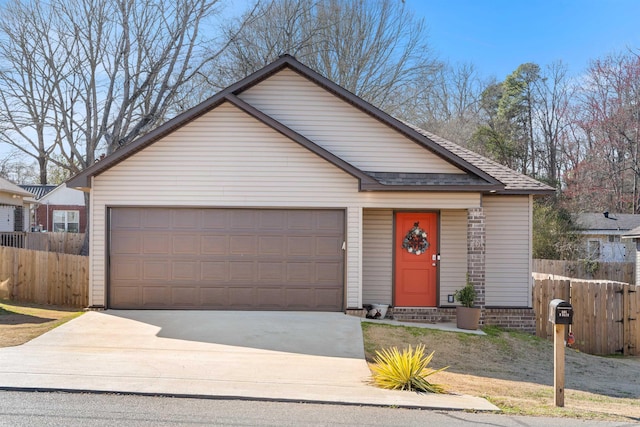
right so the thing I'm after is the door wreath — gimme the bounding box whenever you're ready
[402,221,429,255]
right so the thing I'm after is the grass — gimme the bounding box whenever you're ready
[0,300,83,347]
[362,322,640,421]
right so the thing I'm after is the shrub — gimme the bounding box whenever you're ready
[370,344,448,393]
[454,280,476,308]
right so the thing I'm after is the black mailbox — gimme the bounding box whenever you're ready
[549,299,573,325]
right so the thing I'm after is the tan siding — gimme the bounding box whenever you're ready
[362,209,393,305]
[346,207,362,308]
[484,195,532,307]
[440,210,467,304]
[89,103,482,306]
[240,69,464,174]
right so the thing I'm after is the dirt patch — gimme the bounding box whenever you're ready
[362,322,640,421]
[0,300,83,347]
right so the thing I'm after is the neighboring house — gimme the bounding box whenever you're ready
[0,176,34,233]
[574,212,640,262]
[67,55,553,330]
[20,184,87,232]
[622,225,640,285]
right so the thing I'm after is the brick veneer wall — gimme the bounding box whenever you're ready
[467,207,486,308]
[356,307,536,333]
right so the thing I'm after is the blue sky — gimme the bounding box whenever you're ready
[407,0,640,79]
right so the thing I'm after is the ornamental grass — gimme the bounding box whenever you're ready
[370,344,448,393]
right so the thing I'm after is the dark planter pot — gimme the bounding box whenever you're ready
[456,306,481,330]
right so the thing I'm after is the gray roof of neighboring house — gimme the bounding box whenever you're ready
[67,55,554,196]
[575,213,640,234]
[18,184,57,200]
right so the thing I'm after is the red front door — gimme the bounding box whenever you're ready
[394,212,438,307]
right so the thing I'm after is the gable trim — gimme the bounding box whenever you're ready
[66,55,541,194]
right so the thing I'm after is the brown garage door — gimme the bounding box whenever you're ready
[108,208,345,310]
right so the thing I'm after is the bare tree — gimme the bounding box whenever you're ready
[0,0,255,182]
[212,0,438,113]
[403,62,486,145]
[0,1,59,184]
[532,61,574,190]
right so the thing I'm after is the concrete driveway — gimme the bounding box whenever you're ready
[0,310,498,411]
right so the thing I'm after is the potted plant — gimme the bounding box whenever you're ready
[454,279,481,330]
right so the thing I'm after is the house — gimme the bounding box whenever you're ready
[622,225,640,285]
[20,183,86,232]
[0,176,34,233]
[67,55,553,331]
[574,212,640,262]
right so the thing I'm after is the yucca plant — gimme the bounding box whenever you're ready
[370,344,448,393]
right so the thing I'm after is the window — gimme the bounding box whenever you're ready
[53,210,79,233]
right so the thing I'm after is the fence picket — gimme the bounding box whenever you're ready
[533,276,637,356]
[533,259,635,284]
[0,246,88,307]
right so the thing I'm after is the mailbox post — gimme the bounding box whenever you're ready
[549,299,573,407]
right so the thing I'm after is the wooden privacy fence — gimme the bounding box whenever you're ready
[533,276,640,356]
[0,232,85,255]
[0,246,88,307]
[533,259,635,284]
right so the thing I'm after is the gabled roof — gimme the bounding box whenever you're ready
[67,55,554,195]
[577,213,640,233]
[1,177,34,198]
[19,184,56,200]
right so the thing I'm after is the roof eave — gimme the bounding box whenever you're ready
[359,183,504,192]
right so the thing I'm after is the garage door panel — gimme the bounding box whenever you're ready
[143,261,170,280]
[111,259,141,280]
[258,211,286,229]
[287,211,314,230]
[173,235,200,254]
[201,235,229,254]
[172,261,199,281]
[111,233,141,255]
[111,286,140,307]
[200,287,228,307]
[142,234,170,254]
[288,237,314,256]
[258,262,285,281]
[229,261,256,281]
[109,208,344,310]
[256,288,285,308]
[231,211,257,229]
[172,287,198,305]
[111,208,141,228]
[316,262,341,281]
[258,236,284,255]
[201,210,228,229]
[142,210,171,228]
[286,263,313,281]
[229,287,256,308]
[201,262,228,280]
[172,210,199,228]
[230,235,257,254]
[142,286,171,307]
[316,237,342,256]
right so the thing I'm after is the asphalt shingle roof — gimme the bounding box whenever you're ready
[406,124,554,194]
[576,213,640,232]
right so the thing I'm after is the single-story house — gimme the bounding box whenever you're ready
[0,176,33,233]
[574,212,640,262]
[67,55,553,330]
[20,183,87,232]
[622,225,640,285]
